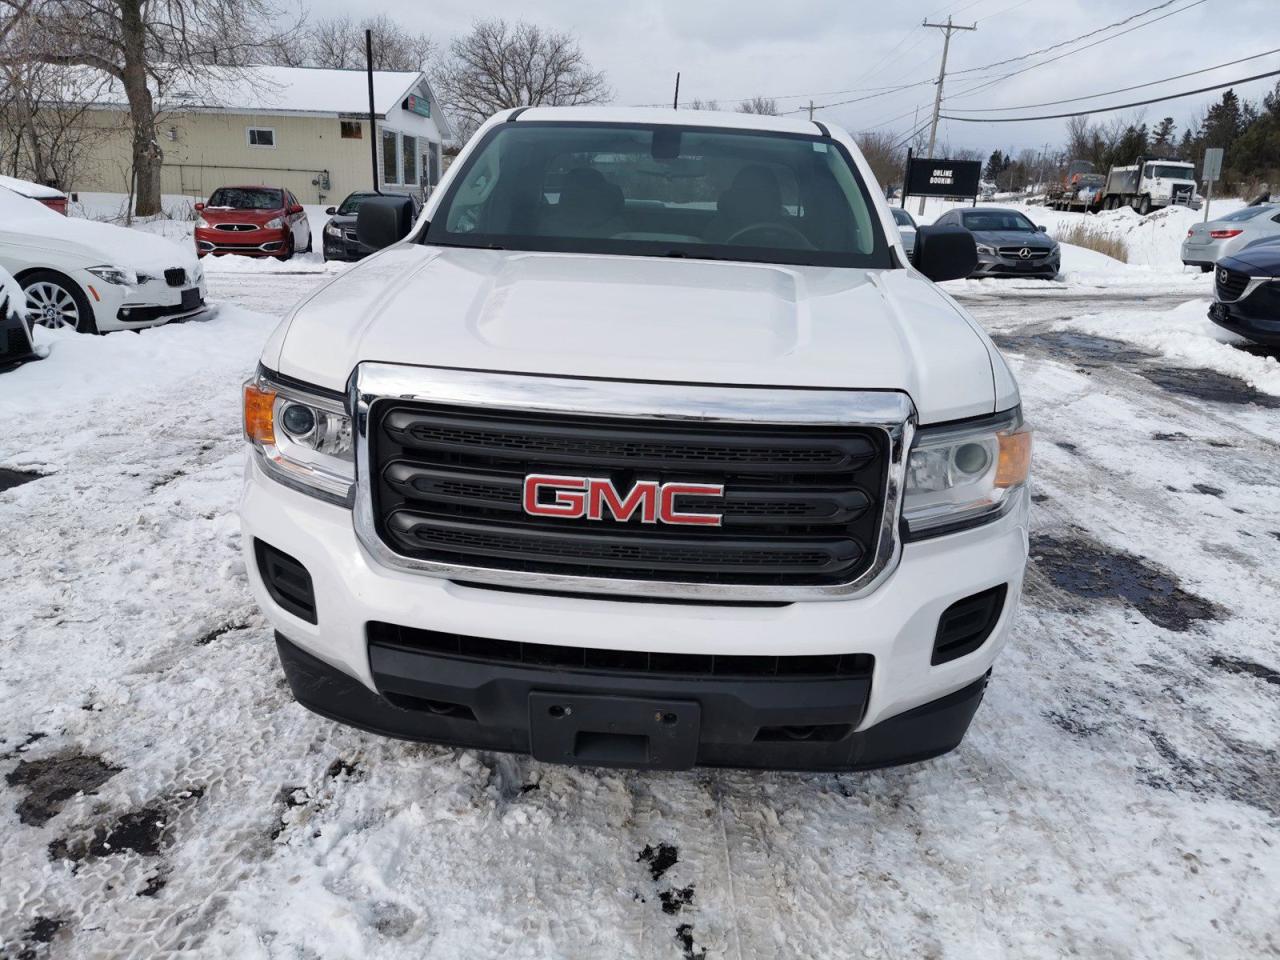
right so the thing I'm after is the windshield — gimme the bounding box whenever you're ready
[1144,164,1193,180]
[337,193,377,216]
[960,210,1036,232]
[207,187,283,210]
[892,207,915,227]
[424,122,889,268]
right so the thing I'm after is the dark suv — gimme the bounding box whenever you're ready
[1210,238,1280,346]
[323,192,421,262]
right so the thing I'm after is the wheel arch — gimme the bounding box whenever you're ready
[17,266,101,333]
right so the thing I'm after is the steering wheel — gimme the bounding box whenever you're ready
[724,222,816,249]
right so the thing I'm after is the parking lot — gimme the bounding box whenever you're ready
[2,257,1278,959]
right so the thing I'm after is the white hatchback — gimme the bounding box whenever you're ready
[0,187,206,334]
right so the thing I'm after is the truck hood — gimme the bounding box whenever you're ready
[270,245,1008,423]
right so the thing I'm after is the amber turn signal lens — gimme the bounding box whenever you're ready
[995,430,1032,488]
[243,382,276,444]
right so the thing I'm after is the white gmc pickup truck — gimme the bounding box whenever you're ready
[240,107,1031,771]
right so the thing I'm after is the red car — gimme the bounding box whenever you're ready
[0,175,69,214]
[194,186,311,260]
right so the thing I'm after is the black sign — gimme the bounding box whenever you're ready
[905,158,982,199]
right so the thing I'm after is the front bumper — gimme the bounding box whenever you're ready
[322,227,369,262]
[90,274,207,332]
[1209,296,1280,346]
[196,228,287,257]
[241,454,1030,771]
[972,253,1060,278]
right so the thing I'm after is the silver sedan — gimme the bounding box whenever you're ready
[1181,203,1280,271]
[892,206,917,257]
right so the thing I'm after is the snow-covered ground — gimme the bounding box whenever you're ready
[3,221,1280,958]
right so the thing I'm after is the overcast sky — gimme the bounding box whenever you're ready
[309,0,1278,155]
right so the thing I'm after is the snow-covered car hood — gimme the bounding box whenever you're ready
[268,245,1014,423]
[0,187,196,275]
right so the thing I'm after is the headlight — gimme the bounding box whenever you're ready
[195,217,209,229]
[265,217,285,230]
[86,265,136,285]
[324,223,342,238]
[903,409,1031,539]
[975,243,996,256]
[243,370,354,504]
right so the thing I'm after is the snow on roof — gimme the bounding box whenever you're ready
[0,174,66,200]
[73,64,448,133]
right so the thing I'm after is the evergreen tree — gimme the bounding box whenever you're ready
[1202,90,1243,150]
[1151,117,1176,151]
[983,150,1007,181]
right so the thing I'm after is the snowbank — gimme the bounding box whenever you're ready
[1060,298,1280,396]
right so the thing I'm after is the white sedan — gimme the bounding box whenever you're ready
[0,186,206,334]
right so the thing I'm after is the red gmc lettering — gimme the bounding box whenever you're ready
[523,475,723,526]
[522,474,587,517]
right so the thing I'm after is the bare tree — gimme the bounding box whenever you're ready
[1,0,301,216]
[736,96,778,116]
[432,19,609,142]
[0,55,112,187]
[687,97,719,111]
[855,130,906,189]
[304,14,434,71]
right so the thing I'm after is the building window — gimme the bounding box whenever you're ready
[247,127,275,148]
[382,128,399,185]
[401,133,417,186]
[340,120,362,140]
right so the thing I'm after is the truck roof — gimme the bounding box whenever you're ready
[506,105,833,137]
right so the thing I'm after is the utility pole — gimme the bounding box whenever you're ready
[366,29,380,194]
[918,16,975,215]
[808,100,815,121]
[673,73,680,110]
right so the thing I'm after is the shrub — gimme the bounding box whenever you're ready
[1055,221,1129,262]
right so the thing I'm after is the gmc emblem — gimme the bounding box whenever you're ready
[522,474,724,526]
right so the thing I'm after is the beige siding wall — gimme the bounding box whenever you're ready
[74,108,434,206]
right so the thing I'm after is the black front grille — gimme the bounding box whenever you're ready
[214,223,257,232]
[369,402,889,586]
[997,247,1052,260]
[164,267,186,287]
[369,621,874,679]
[1216,267,1250,302]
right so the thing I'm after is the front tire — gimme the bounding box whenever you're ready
[22,270,98,334]
[303,231,312,254]
[278,234,295,262]
[1137,195,1152,215]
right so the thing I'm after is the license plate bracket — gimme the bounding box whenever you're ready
[528,692,701,770]
[181,288,201,310]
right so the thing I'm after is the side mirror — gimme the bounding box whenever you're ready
[194,202,205,211]
[911,225,977,283]
[1037,224,1047,232]
[325,206,336,215]
[356,195,417,251]
[288,203,304,215]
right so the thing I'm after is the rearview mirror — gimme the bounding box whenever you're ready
[356,195,417,251]
[911,225,977,283]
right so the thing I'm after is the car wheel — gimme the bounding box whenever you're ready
[278,234,295,262]
[1200,264,1213,273]
[1138,196,1152,215]
[22,270,97,334]
[303,231,312,254]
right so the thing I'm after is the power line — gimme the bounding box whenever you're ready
[948,0,1189,77]
[941,66,1280,122]
[917,16,977,215]
[945,0,1208,102]
[948,47,1280,113]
